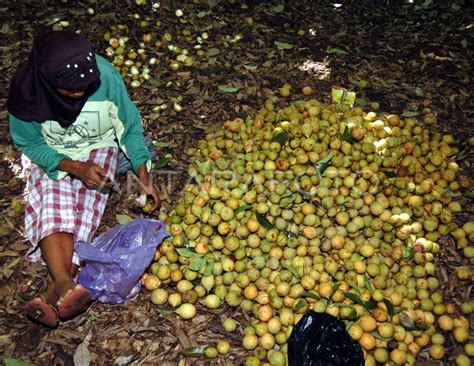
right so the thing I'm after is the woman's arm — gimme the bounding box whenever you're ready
[102,58,160,210]
[104,58,151,173]
[10,115,112,188]
[9,115,69,178]
[58,159,112,188]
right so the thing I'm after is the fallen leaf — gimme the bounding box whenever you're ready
[116,214,133,225]
[0,250,20,257]
[114,356,134,365]
[275,41,293,50]
[218,85,239,93]
[153,141,170,148]
[3,359,28,366]
[243,64,258,70]
[5,256,21,269]
[272,4,284,13]
[206,48,220,56]
[73,342,91,366]
[327,47,348,56]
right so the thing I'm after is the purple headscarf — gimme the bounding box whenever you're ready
[7,30,100,127]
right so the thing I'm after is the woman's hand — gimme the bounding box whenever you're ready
[137,164,161,212]
[58,159,112,189]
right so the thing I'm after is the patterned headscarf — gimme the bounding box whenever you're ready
[7,30,100,127]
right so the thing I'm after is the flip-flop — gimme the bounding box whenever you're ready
[25,296,59,328]
[57,284,91,320]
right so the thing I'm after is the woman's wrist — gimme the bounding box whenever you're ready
[137,164,150,189]
[137,164,149,179]
[58,159,82,174]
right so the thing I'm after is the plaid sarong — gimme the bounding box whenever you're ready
[24,147,118,265]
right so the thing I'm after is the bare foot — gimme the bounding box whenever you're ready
[25,296,59,327]
[44,282,59,306]
[54,278,76,301]
[56,281,91,320]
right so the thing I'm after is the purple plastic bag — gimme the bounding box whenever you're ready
[75,218,169,304]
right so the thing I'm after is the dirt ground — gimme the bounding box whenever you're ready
[0,1,472,365]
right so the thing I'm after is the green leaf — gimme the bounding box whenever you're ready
[175,247,201,258]
[461,39,467,49]
[197,11,209,18]
[372,331,393,342]
[155,157,171,169]
[299,190,312,201]
[218,85,239,93]
[4,360,28,366]
[414,0,432,11]
[156,308,174,316]
[363,300,378,311]
[293,100,305,106]
[327,47,347,56]
[363,274,373,293]
[182,234,190,248]
[43,13,66,26]
[147,77,162,87]
[235,205,252,215]
[356,97,367,108]
[193,123,208,131]
[345,292,363,305]
[454,146,471,161]
[400,312,429,331]
[203,262,214,276]
[384,170,399,178]
[331,303,353,308]
[206,48,220,56]
[189,257,207,271]
[282,263,300,279]
[316,164,329,176]
[272,132,289,145]
[293,299,307,312]
[88,314,97,321]
[451,3,461,12]
[393,307,407,316]
[383,298,394,320]
[287,230,298,238]
[349,283,362,294]
[315,151,334,176]
[316,151,334,165]
[272,4,284,13]
[153,141,170,148]
[331,282,342,296]
[301,290,320,300]
[256,213,274,229]
[194,160,212,176]
[400,312,414,328]
[280,193,297,208]
[244,64,258,70]
[348,309,358,320]
[275,41,293,51]
[464,191,474,199]
[181,346,207,357]
[341,125,354,143]
[402,242,415,260]
[116,214,133,225]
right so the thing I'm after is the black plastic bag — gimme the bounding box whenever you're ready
[288,311,364,366]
